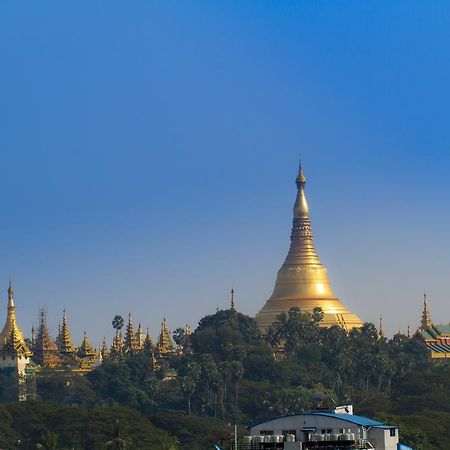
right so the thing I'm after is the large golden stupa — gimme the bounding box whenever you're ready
[255,163,362,332]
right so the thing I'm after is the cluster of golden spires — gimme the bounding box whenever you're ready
[256,162,363,332]
[0,278,193,373]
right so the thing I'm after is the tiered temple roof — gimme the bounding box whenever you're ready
[417,294,450,359]
[136,323,144,348]
[77,332,96,359]
[144,327,154,352]
[57,310,76,359]
[33,309,59,367]
[124,313,141,353]
[157,318,174,356]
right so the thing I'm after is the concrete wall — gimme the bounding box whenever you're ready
[369,427,398,450]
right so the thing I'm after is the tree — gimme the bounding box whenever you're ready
[173,328,186,349]
[36,431,62,450]
[112,315,124,336]
[103,420,130,449]
[230,361,244,424]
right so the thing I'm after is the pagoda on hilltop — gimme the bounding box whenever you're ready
[124,313,141,354]
[33,308,59,367]
[56,310,77,363]
[416,293,450,359]
[157,318,175,356]
[255,163,363,332]
[0,282,33,400]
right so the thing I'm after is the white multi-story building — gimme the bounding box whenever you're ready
[247,406,411,450]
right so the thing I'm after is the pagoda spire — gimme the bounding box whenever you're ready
[101,337,109,358]
[124,313,140,353]
[77,331,96,359]
[58,309,76,358]
[136,323,144,348]
[0,281,28,352]
[379,317,384,338]
[157,318,174,356]
[34,308,58,367]
[230,288,236,311]
[256,162,363,332]
[420,292,433,331]
[144,327,154,352]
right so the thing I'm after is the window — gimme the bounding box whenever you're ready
[321,429,333,434]
[260,430,273,436]
[390,429,396,437]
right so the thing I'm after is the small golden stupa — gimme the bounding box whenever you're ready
[255,163,363,332]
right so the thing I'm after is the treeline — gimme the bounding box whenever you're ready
[0,307,447,449]
[0,401,178,449]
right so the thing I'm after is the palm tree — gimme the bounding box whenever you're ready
[182,375,196,415]
[230,361,244,424]
[103,420,130,449]
[36,432,61,450]
[112,315,124,337]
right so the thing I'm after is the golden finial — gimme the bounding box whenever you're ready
[296,159,306,185]
[293,160,309,219]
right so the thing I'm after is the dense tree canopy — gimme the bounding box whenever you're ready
[0,307,446,449]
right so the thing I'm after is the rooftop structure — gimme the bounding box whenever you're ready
[417,294,450,359]
[255,163,363,332]
[157,318,175,356]
[247,406,403,450]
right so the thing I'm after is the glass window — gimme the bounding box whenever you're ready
[390,429,396,437]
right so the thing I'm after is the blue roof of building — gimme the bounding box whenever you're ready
[248,411,385,428]
[311,412,383,427]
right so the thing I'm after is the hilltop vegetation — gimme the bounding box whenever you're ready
[0,307,447,449]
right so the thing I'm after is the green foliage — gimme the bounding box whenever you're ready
[0,401,178,449]
[1,307,445,448]
[150,412,232,450]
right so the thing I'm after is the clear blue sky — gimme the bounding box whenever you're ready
[1,1,450,346]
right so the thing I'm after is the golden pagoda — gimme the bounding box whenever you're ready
[255,163,363,332]
[157,318,175,356]
[33,309,59,367]
[77,331,96,359]
[143,327,154,352]
[0,282,29,352]
[124,313,140,353]
[57,310,77,360]
[111,330,124,356]
[136,323,144,348]
[100,337,109,359]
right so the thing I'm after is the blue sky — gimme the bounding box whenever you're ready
[1,1,450,345]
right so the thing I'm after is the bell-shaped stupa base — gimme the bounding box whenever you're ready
[256,297,363,333]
